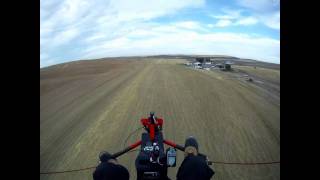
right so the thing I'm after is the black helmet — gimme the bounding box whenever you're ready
[184,136,199,151]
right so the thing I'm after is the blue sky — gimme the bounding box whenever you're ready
[40,0,280,67]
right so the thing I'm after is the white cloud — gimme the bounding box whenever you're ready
[210,8,278,29]
[82,23,280,64]
[40,0,206,67]
[215,19,233,27]
[210,15,236,20]
[40,0,279,67]
[210,15,258,27]
[236,0,280,30]
[210,8,259,27]
[50,28,80,47]
[107,0,205,22]
[174,21,200,29]
[235,16,258,25]
[237,0,279,13]
[259,11,280,30]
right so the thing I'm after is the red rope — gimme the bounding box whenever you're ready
[40,149,140,175]
[40,166,96,174]
[212,161,280,165]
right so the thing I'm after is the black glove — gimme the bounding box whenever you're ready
[99,151,114,163]
[198,153,213,165]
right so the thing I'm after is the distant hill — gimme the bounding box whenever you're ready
[143,55,279,70]
[41,55,279,70]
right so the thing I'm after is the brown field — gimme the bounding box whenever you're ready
[40,58,280,180]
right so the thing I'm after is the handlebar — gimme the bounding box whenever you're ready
[111,140,142,158]
[111,139,212,166]
[163,139,185,151]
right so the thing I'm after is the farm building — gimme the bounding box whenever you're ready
[202,64,212,70]
[193,62,201,65]
[224,63,231,70]
[219,62,233,71]
[215,63,223,68]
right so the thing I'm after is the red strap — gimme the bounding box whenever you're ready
[129,140,142,149]
[149,124,155,141]
[141,118,149,126]
[163,140,177,147]
[156,118,163,126]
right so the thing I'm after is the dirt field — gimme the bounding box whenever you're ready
[40,58,280,180]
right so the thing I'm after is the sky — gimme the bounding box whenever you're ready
[40,0,280,68]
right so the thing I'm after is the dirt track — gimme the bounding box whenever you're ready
[40,59,280,180]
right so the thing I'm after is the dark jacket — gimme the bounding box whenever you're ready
[93,155,214,180]
[177,155,215,180]
[93,162,129,180]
